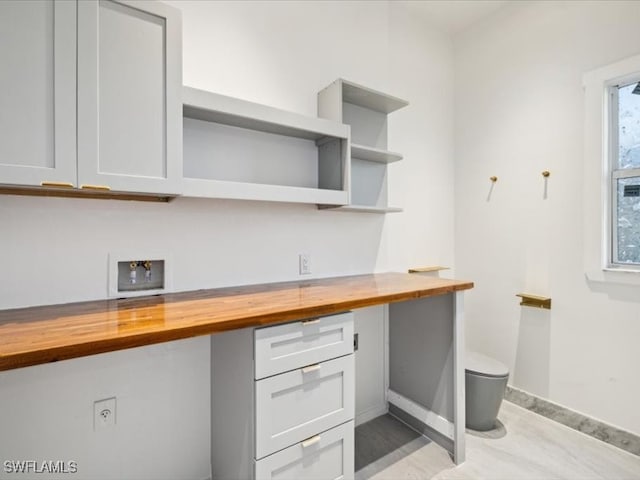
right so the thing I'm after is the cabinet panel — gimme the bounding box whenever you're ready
[78,0,182,194]
[350,159,388,209]
[342,103,387,150]
[97,1,165,178]
[254,421,354,480]
[0,0,76,186]
[255,312,354,380]
[184,118,319,187]
[255,355,354,459]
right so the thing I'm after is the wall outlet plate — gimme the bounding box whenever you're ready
[94,397,116,431]
[299,253,311,275]
[108,251,173,298]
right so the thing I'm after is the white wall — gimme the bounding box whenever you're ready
[0,1,454,478]
[386,3,456,271]
[455,0,640,435]
[0,337,210,480]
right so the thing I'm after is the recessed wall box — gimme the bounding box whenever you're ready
[117,260,165,292]
[108,252,172,298]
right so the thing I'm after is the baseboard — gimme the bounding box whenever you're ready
[387,389,454,440]
[355,403,388,427]
[388,403,454,455]
[505,385,640,457]
[386,388,455,457]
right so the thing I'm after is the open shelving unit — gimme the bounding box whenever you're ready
[182,86,350,206]
[317,79,408,213]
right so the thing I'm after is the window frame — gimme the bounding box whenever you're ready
[607,81,640,269]
[583,53,640,284]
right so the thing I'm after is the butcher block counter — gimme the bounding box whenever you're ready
[0,272,473,372]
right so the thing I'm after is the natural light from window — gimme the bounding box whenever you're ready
[612,81,640,266]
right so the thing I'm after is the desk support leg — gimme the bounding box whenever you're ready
[453,291,466,464]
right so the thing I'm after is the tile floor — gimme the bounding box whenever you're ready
[355,401,640,480]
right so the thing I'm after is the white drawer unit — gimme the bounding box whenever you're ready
[211,312,355,480]
[254,421,354,480]
[254,312,354,379]
[255,354,355,459]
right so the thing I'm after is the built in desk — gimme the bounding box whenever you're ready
[0,272,473,476]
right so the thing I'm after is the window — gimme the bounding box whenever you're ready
[583,53,640,283]
[610,80,640,267]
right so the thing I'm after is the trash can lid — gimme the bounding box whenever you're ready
[466,351,509,377]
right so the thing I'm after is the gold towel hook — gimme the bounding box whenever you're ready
[490,176,498,182]
[542,170,550,178]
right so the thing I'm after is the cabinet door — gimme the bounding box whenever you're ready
[0,0,76,187]
[77,0,182,195]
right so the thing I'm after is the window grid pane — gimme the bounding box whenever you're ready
[617,81,640,169]
[611,80,640,267]
[615,176,640,265]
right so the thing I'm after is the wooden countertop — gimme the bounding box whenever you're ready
[0,273,473,372]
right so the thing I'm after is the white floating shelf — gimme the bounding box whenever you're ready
[183,87,348,142]
[341,79,409,114]
[351,143,403,164]
[182,86,350,206]
[320,204,403,214]
[317,79,408,214]
[183,178,348,206]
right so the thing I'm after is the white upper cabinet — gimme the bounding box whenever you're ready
[78,0,182,195]
[0,0,182,197]
[0,0,77,188]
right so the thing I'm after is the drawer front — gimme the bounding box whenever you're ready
[255,421,354,480]
[255,312,354,379]
[255,355,354,459]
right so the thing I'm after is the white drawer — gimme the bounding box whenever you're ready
[254,312,354,380]
[254,421,354,480]
[255,354,354,459]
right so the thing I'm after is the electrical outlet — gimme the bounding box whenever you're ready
[299,253,311,275]
[94,397,116,431]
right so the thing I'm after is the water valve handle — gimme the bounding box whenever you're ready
[143,261,152,282]
[129,261,138,284]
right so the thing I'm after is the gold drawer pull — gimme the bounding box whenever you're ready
[40,181,74,188]
[301,435,321,448]
[301,318,320,326]
[81,184,111,191]
[301,364,321,374]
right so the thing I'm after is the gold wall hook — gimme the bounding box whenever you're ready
[542,171,550,178]
[490,176,498,182]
